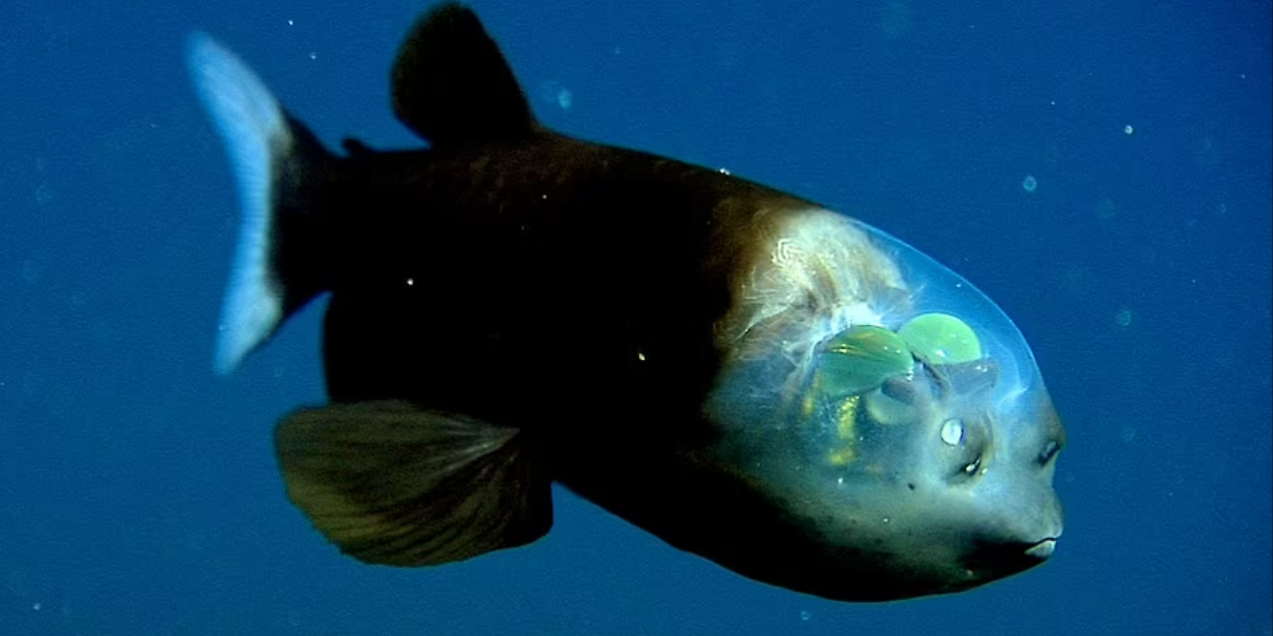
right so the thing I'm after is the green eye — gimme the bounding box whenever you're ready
[898,313,982,364]
[815,325,914,399]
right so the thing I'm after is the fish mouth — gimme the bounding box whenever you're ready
[963,535,1060,575]
[1024,537,1059,560]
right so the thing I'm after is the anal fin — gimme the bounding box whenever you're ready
[275,401,552,566]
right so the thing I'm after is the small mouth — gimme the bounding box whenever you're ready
[1024,538,1058,560]
[964,536,1059,574]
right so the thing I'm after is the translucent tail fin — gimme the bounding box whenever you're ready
[187,33,332,374]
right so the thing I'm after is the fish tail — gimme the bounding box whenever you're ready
[187,33,334,374]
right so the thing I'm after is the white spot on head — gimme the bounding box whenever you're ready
[941,419,965,445]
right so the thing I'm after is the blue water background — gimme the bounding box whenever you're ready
[1,1,1269,634]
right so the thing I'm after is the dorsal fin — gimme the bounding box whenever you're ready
[391,3,536,147]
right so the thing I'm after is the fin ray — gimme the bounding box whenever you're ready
[276,401,553,566]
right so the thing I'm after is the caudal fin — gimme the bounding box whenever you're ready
[187,33,332,374]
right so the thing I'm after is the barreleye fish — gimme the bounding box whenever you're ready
[188,2,1065,601]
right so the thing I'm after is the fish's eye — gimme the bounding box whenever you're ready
[939,417,988,480]
[937,416,988,480]
[940,418,964,446]
[1038,439,1061,465]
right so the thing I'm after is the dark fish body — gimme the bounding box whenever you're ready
[190,3,1065,602]
[319,133,799,413]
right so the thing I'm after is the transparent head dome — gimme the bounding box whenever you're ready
[698,206,1063,601]
[707,207,1051,471]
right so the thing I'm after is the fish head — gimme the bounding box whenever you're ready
[704,207,1065,600]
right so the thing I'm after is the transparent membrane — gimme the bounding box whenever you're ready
[706,207,1048,473]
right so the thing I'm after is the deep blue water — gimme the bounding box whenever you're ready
[1,1,1269,634]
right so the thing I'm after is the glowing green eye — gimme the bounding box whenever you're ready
[898,313,982,364]
[815,325,914,399]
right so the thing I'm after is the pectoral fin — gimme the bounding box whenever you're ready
[275,400,552,566]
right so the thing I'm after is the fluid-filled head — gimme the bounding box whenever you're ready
[705,206,1065,601]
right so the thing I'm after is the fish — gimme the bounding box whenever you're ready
[187,2,1065,601]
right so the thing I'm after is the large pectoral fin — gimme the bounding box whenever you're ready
[275,401,552,566]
